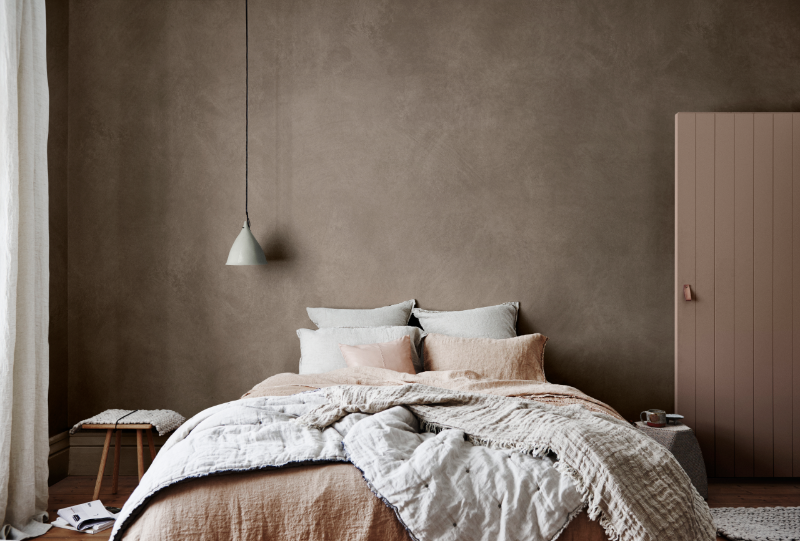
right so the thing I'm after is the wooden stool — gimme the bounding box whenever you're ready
[83,423,157,501]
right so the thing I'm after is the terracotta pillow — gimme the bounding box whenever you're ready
[423,333,547,382]
[339,335,416,374]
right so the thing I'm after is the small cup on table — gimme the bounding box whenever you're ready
[640,409,667,428]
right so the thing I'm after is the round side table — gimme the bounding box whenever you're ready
[634,421,708,499]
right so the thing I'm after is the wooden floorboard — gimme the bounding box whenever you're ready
[42,476,137,539]
[707,479,800,508]
[41,476,800,539]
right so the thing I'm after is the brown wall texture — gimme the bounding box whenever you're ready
[53,0,800,425]
[46,0,69,437]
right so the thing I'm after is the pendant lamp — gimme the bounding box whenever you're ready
[227,0,267,266]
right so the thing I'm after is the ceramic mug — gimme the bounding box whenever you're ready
[640,409,667,427]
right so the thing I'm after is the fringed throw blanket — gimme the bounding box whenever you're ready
[298,384,716,541]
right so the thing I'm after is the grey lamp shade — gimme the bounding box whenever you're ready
[226,220,267,265]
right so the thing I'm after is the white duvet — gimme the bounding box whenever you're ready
[109,391,582,541]
[344,406,583,541]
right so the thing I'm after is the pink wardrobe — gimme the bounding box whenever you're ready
[675,112,800,478]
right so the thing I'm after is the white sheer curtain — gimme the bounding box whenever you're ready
[0,0,50,539]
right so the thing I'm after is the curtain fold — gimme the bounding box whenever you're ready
[0,0,51,539]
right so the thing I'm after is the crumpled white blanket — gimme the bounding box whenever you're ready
[301,384,716,541]
[345,406,583,541]
[109,391,582,541]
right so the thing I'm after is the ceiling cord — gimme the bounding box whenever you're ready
[245,0,250,228]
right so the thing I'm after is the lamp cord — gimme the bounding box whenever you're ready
[114,409,139,430]
[245,0,250,228]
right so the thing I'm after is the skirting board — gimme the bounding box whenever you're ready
[69,430,170,476]
[49,431,69,486]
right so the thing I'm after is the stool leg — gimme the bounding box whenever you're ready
[146,428,156,462]
[93,429,113,501]
[112,429,122,494]
[136,429,144,481]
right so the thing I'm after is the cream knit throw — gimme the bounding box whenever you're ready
[297,384,716,541]
[70,409,185,436]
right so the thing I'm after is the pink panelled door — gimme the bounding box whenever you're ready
[675,112,800,478]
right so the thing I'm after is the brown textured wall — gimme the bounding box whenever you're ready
[64,0,800,424]
[47,0,69,437]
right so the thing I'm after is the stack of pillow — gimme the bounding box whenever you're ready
[298,300,423,374]
[298,300,547,382]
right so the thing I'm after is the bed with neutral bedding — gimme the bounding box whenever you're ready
[119,368,616,540]
[122,461,604,541]
[112,368,713,541]
[110,301,714,540]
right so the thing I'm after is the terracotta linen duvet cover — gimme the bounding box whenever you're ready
[123,367,615,540]
[122,463,606,541]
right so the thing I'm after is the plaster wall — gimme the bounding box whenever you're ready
[59,0,800,423]
[46,0,69,437]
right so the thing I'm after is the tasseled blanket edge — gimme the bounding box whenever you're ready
[419,419,554,458]
[419,417,637,541]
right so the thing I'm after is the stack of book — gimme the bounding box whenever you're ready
[52,501,119,534]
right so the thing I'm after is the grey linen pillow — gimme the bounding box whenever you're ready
[298,326,424,374]
[307,300,416,328]
[412,302,519,339]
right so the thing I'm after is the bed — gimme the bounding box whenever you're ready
[109,302,714,541]
[122,463,605,541]
[112,368,712,541]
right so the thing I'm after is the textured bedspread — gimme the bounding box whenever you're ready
[242,367,623,420]
[121,464,608,541]
[344,405,583,540]
[301,383,716,541]
[123,464,411,541]
[113,368,713,541]
[111,388,583,540]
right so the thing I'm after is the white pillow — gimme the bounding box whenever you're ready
[306,300,416,328]
[412,302,519,339]
[298,326,424,374]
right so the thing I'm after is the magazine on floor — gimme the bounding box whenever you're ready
[53,500,118,533]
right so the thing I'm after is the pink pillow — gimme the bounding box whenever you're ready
[338,335,416,374]
[423,332,547,382]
